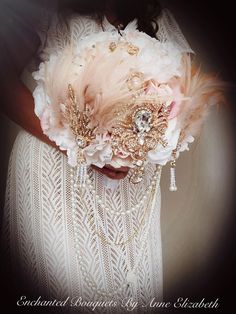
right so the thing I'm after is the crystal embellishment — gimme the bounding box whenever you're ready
[134,110,152,133]
[76,135,87,148]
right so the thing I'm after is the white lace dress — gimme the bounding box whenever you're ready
[1,9,193,313]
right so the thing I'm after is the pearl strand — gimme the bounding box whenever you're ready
[71,167,129,297]
[71,168,101,294]
[90,182,155,247]
[75,163,87,187]
[70,166,162,298]
[72,165,161,247]
[84,165,161,216]
[126,175,160,289]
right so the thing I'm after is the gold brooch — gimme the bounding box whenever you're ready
[109,41,139,56]
[111,99,170,183]
[65,84,97,163]
[64,85,170,183]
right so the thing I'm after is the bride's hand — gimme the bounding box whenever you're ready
[91,164,130,180]
[60,150,129,180]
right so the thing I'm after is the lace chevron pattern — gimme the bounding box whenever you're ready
[1,130,163,313]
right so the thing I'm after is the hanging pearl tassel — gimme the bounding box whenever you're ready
[169,161,177,192]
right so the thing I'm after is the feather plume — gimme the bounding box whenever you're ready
[178,54,226,142]
[33,27,226,168]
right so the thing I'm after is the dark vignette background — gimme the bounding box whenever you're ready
[0,0,235,313]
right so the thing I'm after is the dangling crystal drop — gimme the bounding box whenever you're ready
[169,162,177,192]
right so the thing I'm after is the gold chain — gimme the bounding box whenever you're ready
[86,180,158,247]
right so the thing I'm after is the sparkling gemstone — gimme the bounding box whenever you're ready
[138,135,144,145]
[134,110,152,133]
[135,160,143,166]
[76,136,87,148]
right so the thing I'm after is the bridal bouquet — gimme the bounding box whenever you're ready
[33,21,223,185]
